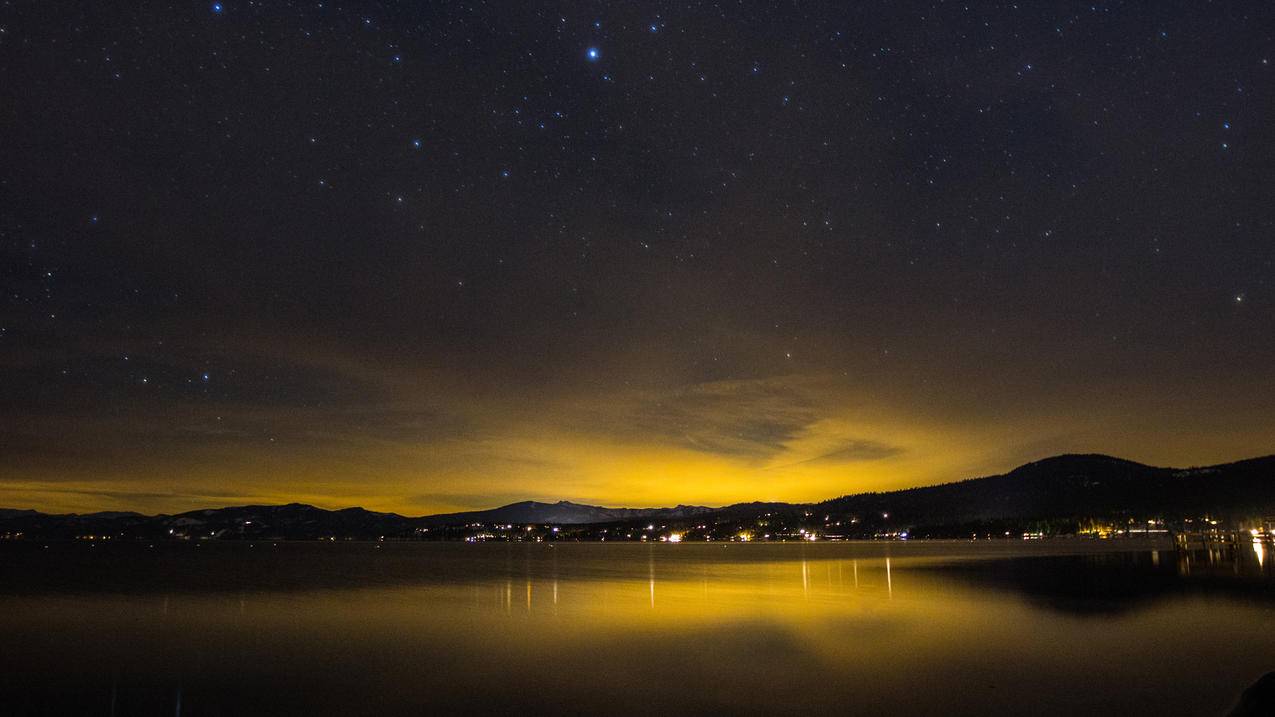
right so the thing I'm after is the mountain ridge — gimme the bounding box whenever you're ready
[2,453,1272,540]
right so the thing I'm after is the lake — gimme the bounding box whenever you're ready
[1,539,1272,715]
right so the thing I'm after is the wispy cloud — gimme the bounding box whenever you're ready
[767,439,904,469]
[622,377,820,460]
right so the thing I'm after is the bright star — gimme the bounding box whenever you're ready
[412,138,422,149]
[586,47,600,61]
[211,2,223,13]
[649,24,658,33]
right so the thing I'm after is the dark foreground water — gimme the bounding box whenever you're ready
[1,539,1272,716]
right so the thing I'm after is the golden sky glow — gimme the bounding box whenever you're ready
[5,335,1272,515]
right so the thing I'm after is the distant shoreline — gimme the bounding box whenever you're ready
[2,535,1178,550]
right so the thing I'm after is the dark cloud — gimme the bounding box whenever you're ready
[0,484,260,513]
[625,379,818,460]
[0,346,378,414]
[771,440,905,469]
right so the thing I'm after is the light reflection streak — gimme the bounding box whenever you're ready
[648,552,655,609]
[473,555,929,618]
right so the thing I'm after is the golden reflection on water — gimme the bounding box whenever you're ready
[1,543,1273,716]
[474,554,908,621]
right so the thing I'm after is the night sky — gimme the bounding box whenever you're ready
[2,2,1273,515]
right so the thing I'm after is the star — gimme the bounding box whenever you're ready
[586,47,600,62]
[211,2,223,13]
[411,138,422,149]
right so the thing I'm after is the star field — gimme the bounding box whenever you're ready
[1,1,1273,514]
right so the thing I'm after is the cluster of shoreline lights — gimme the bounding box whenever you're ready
[645,522,821,543]
[1252,528,1270,569]
[656,526,819,542]
[458,522,829,543]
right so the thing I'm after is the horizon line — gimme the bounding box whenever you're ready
[5,451,1272,519]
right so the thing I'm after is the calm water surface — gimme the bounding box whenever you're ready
[1,540,1272,715]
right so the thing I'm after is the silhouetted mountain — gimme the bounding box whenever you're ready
[161,504,412,540]
[813,454,1275,535]
[414,500,713,527]
[0,499,713,540]
[1,454,1271,540]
